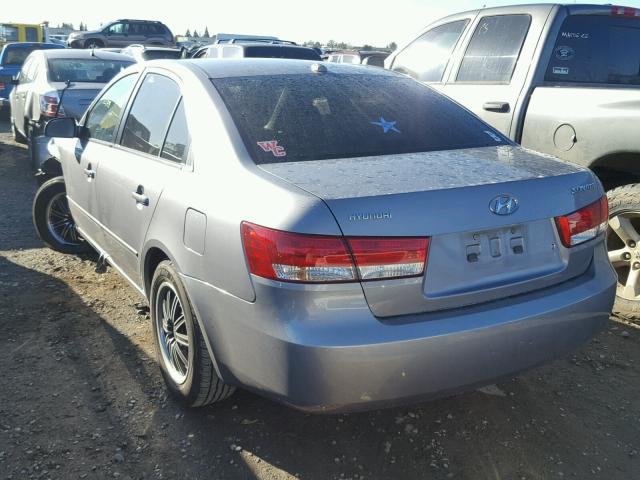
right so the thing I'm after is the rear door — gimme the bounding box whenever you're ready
[440,5,553,137]
[61,73,139,247]
[521,9,640,166]
[94,70,186,286]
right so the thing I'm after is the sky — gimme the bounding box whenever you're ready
[4,0,640,47]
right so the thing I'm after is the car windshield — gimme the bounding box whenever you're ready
[47,59,133,83]
[244,46,321,60]
[1,47,36,66]
[142,50,182,60]
[212,73,508,164]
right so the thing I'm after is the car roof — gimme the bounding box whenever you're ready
[3,42,64,49]
[38,49,135,61]
[178,58,399,79]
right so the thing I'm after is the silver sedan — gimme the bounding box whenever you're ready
[34,59,616,412]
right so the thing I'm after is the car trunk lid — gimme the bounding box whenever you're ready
[54,83,102,120]
[259,146,603,317]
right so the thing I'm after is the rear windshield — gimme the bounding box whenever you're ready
[47,59,133,83]
[244,46,321,60]
[142,50,182,60]
[0,25,19,42]
[546,14,640,85]
[2,47,36,66]
[212,73,508,164]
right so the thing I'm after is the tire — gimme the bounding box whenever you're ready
[32,177,90,254]
[606,183,640,322]
[10,117,26,144]
[150,260,235,407]
[84,39,104,49]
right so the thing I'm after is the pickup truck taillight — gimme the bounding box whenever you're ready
[555,196,608,247]
[0,82,5,90]
[241,222,429,283]
[40,92,66,118]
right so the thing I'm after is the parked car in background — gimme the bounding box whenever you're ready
[0,23,44,49]
[0,42,65,109]
[67,19,174,49]
[325,49,390,67]
[192,41,321,60]
[387,3,640,320]
[122,44,182,62]
[34,59,615,412]
[9,49,134,166]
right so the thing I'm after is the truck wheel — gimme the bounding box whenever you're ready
[84,39,103,49]
[10,117,26,144]
[150,260,235,407]
[607,184,640,321]
[33,177,89,254]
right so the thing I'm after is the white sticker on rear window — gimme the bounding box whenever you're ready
[561,32,589,39]
[553,66,570,75]
[484,131,502,142]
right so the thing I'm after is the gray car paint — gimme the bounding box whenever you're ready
[51,59,616,412]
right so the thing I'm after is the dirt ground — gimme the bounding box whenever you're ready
[0,115,638,480]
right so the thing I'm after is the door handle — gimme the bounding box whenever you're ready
[83,168,95,179]
[483,101,510,113]
[131,189,149,206]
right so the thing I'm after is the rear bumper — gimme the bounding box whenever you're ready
[183,244,616,413]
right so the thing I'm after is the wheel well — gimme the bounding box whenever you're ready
[144,247,169,297]
[591,153,640,190]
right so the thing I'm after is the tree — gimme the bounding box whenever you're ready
[362,44,373,50]
[327,39,337,49]
[203,27,210,38]
[193,30,200,38]
[387,42,397,51]
[185,29,191,37]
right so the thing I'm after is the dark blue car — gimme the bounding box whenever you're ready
[0,42,64,107]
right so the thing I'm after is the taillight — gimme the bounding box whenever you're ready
[347,237,428,280]
[611,5,640,17]
[0,82,5,90]
[241,222,429,283]
[40,92,65,118]
[554,196,608,247]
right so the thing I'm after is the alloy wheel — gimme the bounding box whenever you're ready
[607,211,640,301]
[155,282,190,384]
[45,192,82,246]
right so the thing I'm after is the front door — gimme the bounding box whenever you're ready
[95,71,185,287]
[60,73,139,247]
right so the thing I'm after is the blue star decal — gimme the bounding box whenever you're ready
[370,117,401,134]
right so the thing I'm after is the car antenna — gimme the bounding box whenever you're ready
[55,80,73,118]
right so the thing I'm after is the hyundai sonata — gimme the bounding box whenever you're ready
[34,59,616,412]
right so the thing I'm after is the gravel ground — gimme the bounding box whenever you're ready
[0,115,638,480]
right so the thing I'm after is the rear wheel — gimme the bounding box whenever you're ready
[33,176,89,254]
[606,184,640,321]
[151,260,235,407]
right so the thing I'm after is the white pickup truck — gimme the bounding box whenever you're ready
[387,3,640,319]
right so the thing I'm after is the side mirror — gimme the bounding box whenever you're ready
[44,117,78,138]
[10,76,19,86]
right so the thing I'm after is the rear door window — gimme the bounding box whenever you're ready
[391,19,469,82]
[457,14,532,83]
[212,73,509,164]
[120,73,181,156]
[160,100,189,163]
[545,14,640,85]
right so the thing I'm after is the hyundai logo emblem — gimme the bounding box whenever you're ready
[489,194,519,215]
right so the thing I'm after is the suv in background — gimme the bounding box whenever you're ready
[122,44,182,62]
[325,50,390,67]
[193,41,321,61]
[386,3,640,320]
[67,19,174,49]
